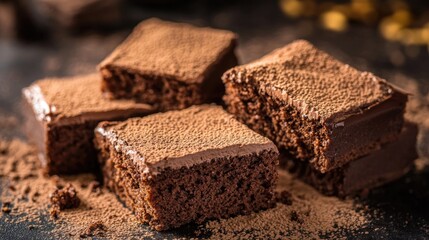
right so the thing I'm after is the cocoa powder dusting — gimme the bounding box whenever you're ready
[0,137,371,238]
[1,101,428,238]
[201,170,369,239]
[0,138,154,239]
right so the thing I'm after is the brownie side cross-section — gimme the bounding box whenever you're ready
[223,40,407,173]
[283,123,418,196]
[22,74,155,175]
[94,105,279,231]
[98,18,238,111]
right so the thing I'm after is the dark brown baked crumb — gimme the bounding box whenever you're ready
[80,221,106,238]
[290,211,303,224]
[49,184,80,218]
[1,202,12,214]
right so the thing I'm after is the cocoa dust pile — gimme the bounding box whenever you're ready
[0,138,371,239]
[0,139,155,239]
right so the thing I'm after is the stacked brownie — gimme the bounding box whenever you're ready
[223,40,418,196]
[22,17,419,232]
[22,18,281,231]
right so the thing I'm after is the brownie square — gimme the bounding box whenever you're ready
[98,18,238,111]
[223,40,407,173]
[22,74,155,175]
[94,105,279,231]
[284,123,418,196]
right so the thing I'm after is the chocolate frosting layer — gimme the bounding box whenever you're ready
[22,74,155,125]
[223,40,406,124]
[98,18,238,84]
[95,105,277,174]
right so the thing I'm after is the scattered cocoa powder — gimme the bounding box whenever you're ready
[1,112,429,238]
[0,139,155,239]
[201,170,369,239]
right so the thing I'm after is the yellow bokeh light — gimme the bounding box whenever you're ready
[379,18,402,40]
[320,11,348,32]
[280,0,304,18]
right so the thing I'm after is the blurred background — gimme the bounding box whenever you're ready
[1,0,429,131]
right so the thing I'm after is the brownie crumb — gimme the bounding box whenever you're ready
[2,202,12,214]
[80,221,106,238]
[276,190,293,205]
[49,184,80,218]
[28,225,37,230]
[290,211,303,224]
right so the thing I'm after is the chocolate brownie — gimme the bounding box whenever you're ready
[22,74,155,175]
[283,122,418,197]
[94,105,278,231]
[98,18,238,111]
[223,40,407,173]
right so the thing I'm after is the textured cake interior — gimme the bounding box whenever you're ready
[281,123,417,196]
[224,78,326,164]
[100,48,237,111]
[45,121,99,175]
[22,98,99,175]
[96,134,278,231]
[223,76,404,172]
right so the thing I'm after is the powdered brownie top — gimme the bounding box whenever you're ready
[98,18,237,84]
[95,105,277,173]
[223,40,405,123]
[22,74,154,124]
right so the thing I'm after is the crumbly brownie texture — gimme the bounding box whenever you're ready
[223,40,407,173]
[22,74,155,175]
[98,18,238,111]
[94,105,279,230]
[49,184,81,218]
[283,123,418,197]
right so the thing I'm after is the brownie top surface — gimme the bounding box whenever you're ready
[223,40,406,123]
[22,74,154,124]
[96,105,277,172]
[98,18,237,84]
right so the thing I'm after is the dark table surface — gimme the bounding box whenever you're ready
[1,1,429,239]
